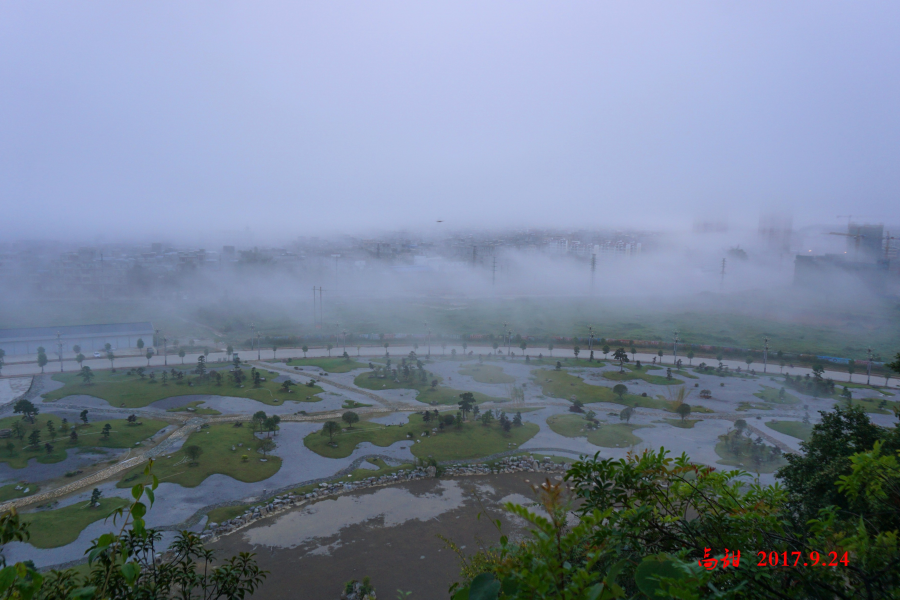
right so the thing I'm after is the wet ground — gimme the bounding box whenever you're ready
[209,472,553,599]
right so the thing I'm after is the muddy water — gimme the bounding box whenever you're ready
[210,473,545,599]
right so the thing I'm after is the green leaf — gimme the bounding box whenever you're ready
[0,566,17,591]
[131,483,144,500]
[69,585,98,599]
[120,561,140,584]
[451,589,470,600]
[469,573,501,600]
[635,555,685,598]
[145,488,155,506]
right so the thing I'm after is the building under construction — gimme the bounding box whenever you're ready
[794,222,894,293]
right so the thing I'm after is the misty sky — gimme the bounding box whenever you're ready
[2,2,899,241]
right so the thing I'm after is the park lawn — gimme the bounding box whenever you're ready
[0,483,40,503]
[530,357,606,368]
[353,371,505,405]
[304,413,538,461]
[0,417,169,470]
[532,369,682,412]
[661,418,703,429]
[116,423,281,488]
[342,400,372,409]
[166,401,221,415]
[547,414,649,448]
[670,369,699,379]
[42,369,325,408]
[22,497,130,549]
[714,441,787,474]
[737,402,774,411]
[842,397,899,415]
[458,364,515,384]
[206,504,250,525]
[753,385,800,405]
[286,357,368,373]
[830,380,893,395]
[765,420,814,442]
[603,368,683,386]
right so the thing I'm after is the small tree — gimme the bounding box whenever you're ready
[548,343,554,357]
[227,344,234,358]
[80,409,89,424]
[302,345,309,357]
[687,350,694,366]
[657,349,664,364]
[106,350,115,370]
[14,399,39,423]
[458,392,476,420]
[101,423,112,439]
[676,403,692,422]
[89,487,102,507]
[341,411,360,429]
[184,444,203,464]
[28,429,40,448]
[70,429,78,443]
[44,442,54,455]
[619,406,634,424]
[613,384,628,401]
[258,438,276,457]
[573,346,580,359]
[322,421,341,444]
[613,348,630,373]
[75,353,86,368]
[179,348,186,364]
[513,411,523,427]
[137,338,145,355]
[327,344,334,357]
[79,365,94,385]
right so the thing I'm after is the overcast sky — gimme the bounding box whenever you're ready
[2,1,898,241]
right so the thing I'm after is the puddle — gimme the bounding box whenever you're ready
[244,480,467,549]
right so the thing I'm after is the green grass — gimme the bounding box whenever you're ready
[603,366,683,386]
[834,380,894,395]
[661,418,703,429]
[286,357,368,373]
[547,414,649,448]
[207,504,250,525]
[166,401,221,415]
[117,423,281,488]
[765,420,814,442]
[22,497,130,549]
[736,402,774,411]
[753,385,800,405]
[0,483,40,503]
[532,369,684,412]
[303,413,538,461]
[353,371,505,405]
[671,369,699,379]
[43,369,325,408]
[342,400,372,409]
[714,438,787,474]
[838,397,899,415]
[0,417,168,469]
[458,364,515,384]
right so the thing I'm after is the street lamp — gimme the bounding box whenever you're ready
[57,331,64,372]
[342,329,347,353]
[588,325,594,361]
[673,331,679,366]
[257,333,261,361]
[163,336,168,366]
[425,322,430,357]
[867,347,872,386]
[763,336,769,374]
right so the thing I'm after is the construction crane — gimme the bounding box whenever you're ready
[828,230,866,259]
[837,215,871,227]
[885,231,900,262]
